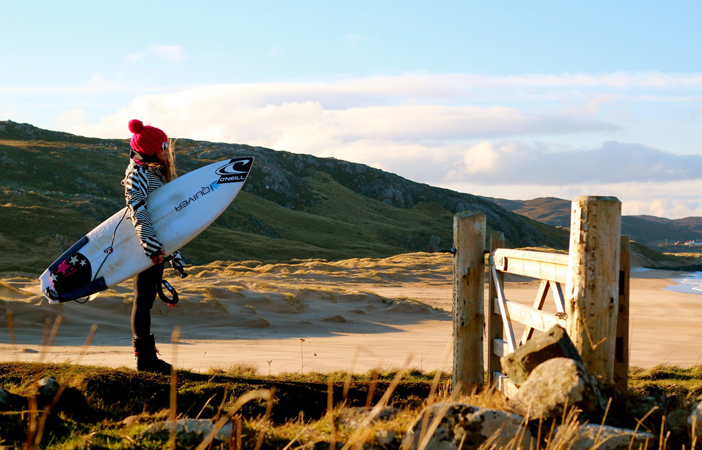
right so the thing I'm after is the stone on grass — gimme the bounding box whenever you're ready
[689,398,702,442]
[38,377,59,398]
[0,387,8,408]
[402,402,533,450]
[500,324,582,387]
[335,406,399,429]
[554,424,655,450]
[510,357,605,420]
[142,418,232,443]
[665,407,689,442]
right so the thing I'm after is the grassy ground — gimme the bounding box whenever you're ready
[1,362,701,449]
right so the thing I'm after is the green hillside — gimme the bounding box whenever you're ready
[0,120,567,274]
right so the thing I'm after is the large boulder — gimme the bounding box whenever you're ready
[402,402,533,450]
[554,424,655,450]
[510,357,606,420]
[500,325,582,387]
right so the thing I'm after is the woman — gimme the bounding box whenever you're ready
[123,119,185,373]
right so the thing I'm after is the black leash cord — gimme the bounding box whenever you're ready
[74,209,129,304]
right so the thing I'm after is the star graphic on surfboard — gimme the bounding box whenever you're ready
[56,260,71,275]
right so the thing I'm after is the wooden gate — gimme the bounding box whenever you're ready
[452,196,630,395]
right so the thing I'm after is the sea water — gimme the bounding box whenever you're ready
[663,271,702,295]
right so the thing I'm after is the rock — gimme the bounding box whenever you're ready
[554,424,655,450]
[382,187,405,206]
[141,419,232,442]
[500,325,582,387]
[335,407,399,429]
[456,203,471,213]
[627,396,663,424]
[38,377,60,398]
[0,387,9,408]
[689,399,702,442]
[120,415,141,426]
[375,429,395,446]
[510,357,605,420]
[402,402,533,450]
[427,235,442,252]
[665,407,689,442]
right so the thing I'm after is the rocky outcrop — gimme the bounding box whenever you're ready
[181,138,556,247]
[402,402,533,450]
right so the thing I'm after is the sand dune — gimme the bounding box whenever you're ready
[0,253,700,374]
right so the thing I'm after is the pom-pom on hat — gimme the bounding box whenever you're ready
[128,119,168,156]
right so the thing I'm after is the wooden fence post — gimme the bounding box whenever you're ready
[614,235,630,393]
[487,231,505,386]
[452,211,486,394]
[565,196,621,387]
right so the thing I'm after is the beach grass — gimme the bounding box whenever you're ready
[0,361,701,449]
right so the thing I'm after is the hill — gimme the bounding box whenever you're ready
[0,120,567,274]
[487,196,702,248]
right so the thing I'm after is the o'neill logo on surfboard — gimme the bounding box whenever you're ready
[215,158,252,184]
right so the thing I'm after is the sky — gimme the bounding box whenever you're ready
[1,0,701,218]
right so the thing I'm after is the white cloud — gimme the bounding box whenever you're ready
[67,82,618,145]
[126,45,187,64]
[55,109,90,132]
[37,72,702,219]
[447,141,702,185]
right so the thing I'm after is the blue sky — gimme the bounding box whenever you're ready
[1,0,701,218]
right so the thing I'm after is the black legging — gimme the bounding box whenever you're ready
[131,262,165,338]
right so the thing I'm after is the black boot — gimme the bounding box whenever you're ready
[132,334,172,374]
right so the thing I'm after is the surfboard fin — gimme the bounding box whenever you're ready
[88,292,101,301]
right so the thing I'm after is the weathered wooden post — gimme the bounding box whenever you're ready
[452,211,486,394]
[565,196,621,387]
[614,235,630,393]
[487,231,505,385]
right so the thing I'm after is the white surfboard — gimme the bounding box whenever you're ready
[39,157,254,303]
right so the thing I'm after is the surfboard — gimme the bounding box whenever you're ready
[39,156,254,303]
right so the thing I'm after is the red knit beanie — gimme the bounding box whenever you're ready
[128,119,168,156]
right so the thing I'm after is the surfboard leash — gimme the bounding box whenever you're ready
[74,209,129,304]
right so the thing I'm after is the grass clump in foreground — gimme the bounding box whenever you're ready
[1,362,702,449]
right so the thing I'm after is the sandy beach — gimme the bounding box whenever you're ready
[1,253,701,374]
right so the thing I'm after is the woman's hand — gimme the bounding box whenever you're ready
[151,249,166,265]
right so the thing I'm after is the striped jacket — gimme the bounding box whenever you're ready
[122,160,185,268]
